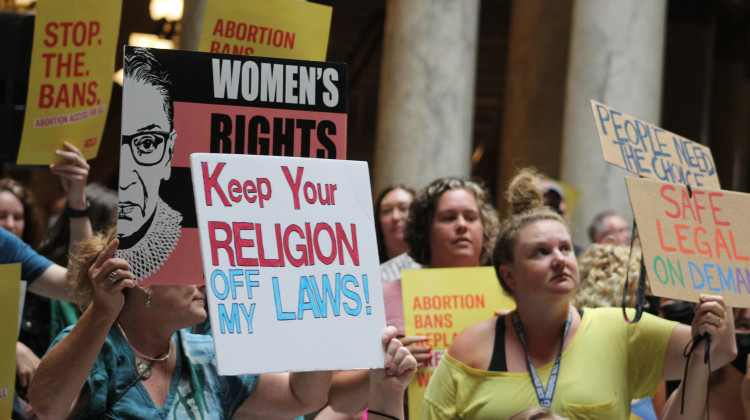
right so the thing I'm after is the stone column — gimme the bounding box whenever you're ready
[373,0,480,194]
[561,0,667,246]
[179,0,207,51]
[496,0,573,214]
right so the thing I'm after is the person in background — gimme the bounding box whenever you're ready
[661,308,750,419]
[0,177,42,248]
[421,167,736,419]
[376,185,421,283]
[323,177,500,417]
[0,141,92,419]
[587,211,631,245]
[572,244,659,316]
[38,183,118,339]
[540,179,582,256]
[27,228,416,419]
[540,179,567,219]
[376,185,416,262]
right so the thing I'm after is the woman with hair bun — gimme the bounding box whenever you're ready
[421,168,737,420]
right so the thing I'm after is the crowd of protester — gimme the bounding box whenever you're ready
[2,138,746,420]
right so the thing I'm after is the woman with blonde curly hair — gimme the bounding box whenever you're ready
[572,244,649,309]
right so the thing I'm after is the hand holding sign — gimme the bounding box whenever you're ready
[375,326,418,391]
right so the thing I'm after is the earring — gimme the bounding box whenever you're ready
[145,287,152,309]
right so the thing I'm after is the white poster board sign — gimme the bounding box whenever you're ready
[190,153,386,374]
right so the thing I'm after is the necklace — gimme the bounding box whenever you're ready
[116,322,171,380]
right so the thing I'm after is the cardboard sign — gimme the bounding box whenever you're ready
[402,267,515,419]
[591,100,719,189]
[626,177,750,307]
[200,0,332,61]
[116,47,347,285]
[189,153,384,374]
[16,0,122,165]
[0,263,21,419]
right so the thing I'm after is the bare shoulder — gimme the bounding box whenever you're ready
[447,317,497,370]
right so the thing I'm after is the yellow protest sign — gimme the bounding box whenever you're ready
[16,0,122,165]
[626,177,750,307]
[0,263,21,419]
[199,0,332,61]
[590,100,719,189]
[402,267,514,419]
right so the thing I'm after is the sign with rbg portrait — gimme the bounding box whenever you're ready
[190,153,384,374]
[116,47,347,286]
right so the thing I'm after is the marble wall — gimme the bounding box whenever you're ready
[373,0,480,194]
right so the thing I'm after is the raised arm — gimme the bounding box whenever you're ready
[27,264,70,301]
[50,141,92,253]
[28,239,134,419]
[27,142,93,302]
[661,295,736,381]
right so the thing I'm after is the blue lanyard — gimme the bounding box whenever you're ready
[511,310,572,407]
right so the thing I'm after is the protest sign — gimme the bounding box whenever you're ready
[0,263,21,419]
[590,100,719,189]
[16,0,122,165]
[189,153,384,374]
[200,0,332,61]
[626,177,750,307]
[117,47,347,286]
[402,267,514,419]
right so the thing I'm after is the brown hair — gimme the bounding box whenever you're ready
[493,168,569,294]
[374,184,416,263]
[404,177,499,266]
[70,226,117,309]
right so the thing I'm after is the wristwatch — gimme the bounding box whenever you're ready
[68,202,90,218]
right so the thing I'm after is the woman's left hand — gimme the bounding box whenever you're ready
[16,341,40,389]
[370,326,418,395]
[691,294,735,361]
[50,141,89,210]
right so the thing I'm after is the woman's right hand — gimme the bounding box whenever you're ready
[371,327,418,394]
[88,238,136,315]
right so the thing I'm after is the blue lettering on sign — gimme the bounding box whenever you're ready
[689,261,704,290]
[272,273,373,320]
[216,302,256,334]
[273,276,296,321]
